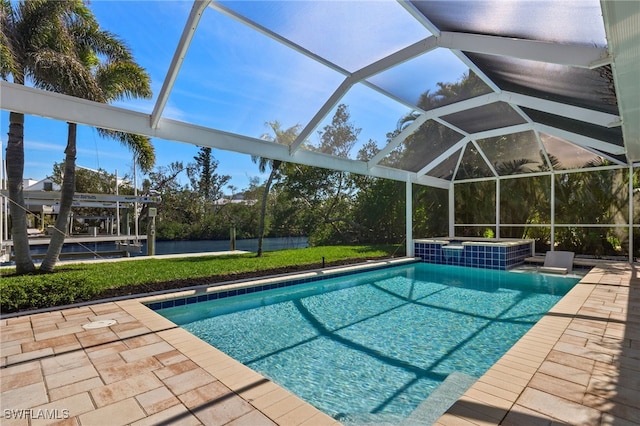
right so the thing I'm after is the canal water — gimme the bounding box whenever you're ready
[28,236,309,258]
[142,236,308,255]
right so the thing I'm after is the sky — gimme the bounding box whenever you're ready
[1,0,469,193]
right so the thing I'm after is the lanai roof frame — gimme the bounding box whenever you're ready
[1,0,639,257]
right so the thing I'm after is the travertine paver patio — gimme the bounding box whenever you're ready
[437,261,640,425]
[0,298,338,426]
[1,260,638,425]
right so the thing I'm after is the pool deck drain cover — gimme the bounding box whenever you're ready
[82,319,117,329]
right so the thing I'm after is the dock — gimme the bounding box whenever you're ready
[3,234,147,247]
[1,235,148,263]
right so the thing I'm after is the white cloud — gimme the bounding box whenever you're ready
[25,140,65,151]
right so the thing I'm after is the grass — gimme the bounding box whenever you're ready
[0,245,403,314]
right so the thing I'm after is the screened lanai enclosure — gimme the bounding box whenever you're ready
[1,1,639,260]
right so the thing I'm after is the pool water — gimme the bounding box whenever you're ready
[157,263,579,424]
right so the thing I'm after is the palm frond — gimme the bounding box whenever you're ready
[252,121,300,173]
[495,158,536,175]
[0,0,17,79]
[30,49,104,100]
[94,61,151,101]
[96,129,155,173]
[71,21,133,64]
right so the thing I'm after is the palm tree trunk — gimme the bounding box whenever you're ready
[40,123,77,272]
[6,111,35,273]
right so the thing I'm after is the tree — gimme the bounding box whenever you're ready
[0,1,14,79]
[187,147,230,212]
[310,104,361,243]
[252,121,300,256]
[142,162,192,240]
[391,73,490,175]
[553,160,629,256]
[1,0,88,273]
[186,147,230,240]
[39,4,154,272]
[51,163,133,195]
[352,177,405,243]
[184,147,231,239]
[277,104,362,245]
[348,139,406,244]
[1,0,154,273]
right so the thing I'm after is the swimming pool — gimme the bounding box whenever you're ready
[156,262,579,424]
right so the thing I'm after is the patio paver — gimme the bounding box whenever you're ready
[437,261,640,425]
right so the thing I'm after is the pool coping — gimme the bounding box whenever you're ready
[414,237,535,248]
[436,261,639,425]
[1,258,638,425]
[138,256,418,310]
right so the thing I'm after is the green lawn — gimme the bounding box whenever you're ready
[0,245,403,314]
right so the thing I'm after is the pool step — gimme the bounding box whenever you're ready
[331,372,476,426]
[402,372,477,425]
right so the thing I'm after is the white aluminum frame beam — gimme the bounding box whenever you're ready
[397,0,503,94]
[413,118,627,178]
[417,137,468,176]
[470,123,532,141]
[438,32,611,69]
[289,78,354,154]
[433,117,468,138]
[406,179,413,256]
[0,82,451,189]
[151,0,211,128]
[289,36,439,154]
[397,0,631,164]
[533,129,554,170]
[448,182,455,237]
[576,145,628,167]
[368,92,501,167]
[471,139,498,177]
[535,123,626,155]
[369,91,623,172]
[500,91,620,127]
[213,1,445,151]
[601,0,640,162]
[11,191,159,204]
[368,114,428,167]
[453,163,630,184]
[397,0,441,36]
[210,1,347,76]
[495,179,500,238]
[352,37,439,82]
[452,143,467,180]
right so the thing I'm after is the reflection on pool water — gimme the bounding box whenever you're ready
[157,263,579,424]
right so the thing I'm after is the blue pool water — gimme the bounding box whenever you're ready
[157,263,579,424]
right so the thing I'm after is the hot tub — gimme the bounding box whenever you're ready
[414,237,534,270]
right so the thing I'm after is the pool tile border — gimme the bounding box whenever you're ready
[414,239,534,270]
[142,256,596,424]
[140,257,418,310]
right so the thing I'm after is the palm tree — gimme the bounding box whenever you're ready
[0,1,14,77]
[1,0,153,273]
[252,121,300,256]
[1,0,90,273]
[38,10,154,272]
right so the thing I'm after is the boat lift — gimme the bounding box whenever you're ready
[0,190,159,262]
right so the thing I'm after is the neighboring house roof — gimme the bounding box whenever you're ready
[213,194,257,206]
[24,178,59,192]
